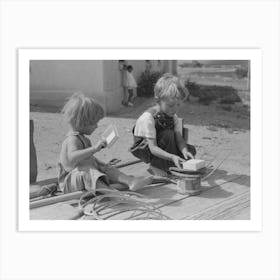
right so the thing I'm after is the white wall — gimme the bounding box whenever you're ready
[30,60,166,113]
[30,60,103,92]
[102,60,123,113]
[30,60,105,110]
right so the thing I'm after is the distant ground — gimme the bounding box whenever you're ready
[178,64,250,92]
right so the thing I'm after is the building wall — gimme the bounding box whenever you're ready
[30,60,104,92]
[102,60,123,113]
[30,60,169,113]
[30,60,105,110]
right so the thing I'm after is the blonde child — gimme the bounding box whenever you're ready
[58,92,153,194]
[130,73,196,175]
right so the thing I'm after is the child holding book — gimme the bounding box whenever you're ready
[58,92,153,194]
[130,73,196,175]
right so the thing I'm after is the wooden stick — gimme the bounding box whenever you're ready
[30,191,84,209]
[115,159,141,169]
[30,159,142,208]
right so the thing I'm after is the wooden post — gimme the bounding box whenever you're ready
[171,60,177,75]
[30,119,38,183]
[247,61,250,91]
[162,60,177,75]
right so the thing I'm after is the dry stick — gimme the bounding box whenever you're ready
[180,187,247,220]
[79,179,166,219]
[115,159,142,169]
[202,151,232,181]
[30,191,84,209]
[85,193,157,214]
[79,190,164,220]
[86,199,160,220]
[127,152,234,220]
[81,151,234,220]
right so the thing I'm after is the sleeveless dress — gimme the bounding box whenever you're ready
[58,132,109,194]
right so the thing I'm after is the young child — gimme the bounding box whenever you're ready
[125,65,137,107]
[58,92,153,194]
[130,73,196,175]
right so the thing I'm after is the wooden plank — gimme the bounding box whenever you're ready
[89,174,249,220]
[30,191,84,209]
[227,207,250,220]
[30,200,82,220]
[110,175,249,220]
[30,160,250,220]
[30,178,58,199]
[158,176,250,220]
[184,191,250,220]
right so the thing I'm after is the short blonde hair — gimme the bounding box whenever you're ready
[62,92,105,130]
[154,73,189,102]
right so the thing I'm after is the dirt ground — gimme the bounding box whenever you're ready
[31,94,250,181]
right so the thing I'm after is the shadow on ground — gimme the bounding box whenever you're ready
[137,168,250,208]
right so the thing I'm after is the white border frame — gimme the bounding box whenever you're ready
[18,48,262,232]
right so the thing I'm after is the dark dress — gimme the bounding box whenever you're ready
[130,108,196,172]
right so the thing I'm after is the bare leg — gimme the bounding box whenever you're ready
[132,88,137,101]
[127,88,133,104]
[122,87,129,105]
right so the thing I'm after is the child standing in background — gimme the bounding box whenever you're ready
[58,92,153,194]
[125,65,137,107]
[130,73,196,176]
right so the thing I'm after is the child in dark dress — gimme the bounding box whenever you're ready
[130,73,196,176]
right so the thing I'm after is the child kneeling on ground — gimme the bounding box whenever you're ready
[58,92,153,194]
[130,73,196,176]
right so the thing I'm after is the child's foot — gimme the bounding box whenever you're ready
[128,176,154,191]
[127,102,134,107]
[121,101,128,107]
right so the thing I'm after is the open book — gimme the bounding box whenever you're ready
[101,124,120,148]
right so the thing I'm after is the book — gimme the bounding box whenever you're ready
[182,159,206,171]
[101,124,119,148]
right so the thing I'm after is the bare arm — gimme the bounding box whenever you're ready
[147,138,174,161]
[66,137,106,167]
[175,131,187,152]
[175,131,194,159]
[146,137,185,168]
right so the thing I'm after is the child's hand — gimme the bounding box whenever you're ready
[94,139,107,152]
[182,149,194,160]
[172,155,185,169]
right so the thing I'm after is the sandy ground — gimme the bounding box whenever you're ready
[31,95,250,181]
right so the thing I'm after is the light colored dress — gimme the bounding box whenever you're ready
[58,132,109,194]
[134,107,182,139]
[126,72,137,89]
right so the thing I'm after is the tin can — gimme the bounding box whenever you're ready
[176,174,202,195]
